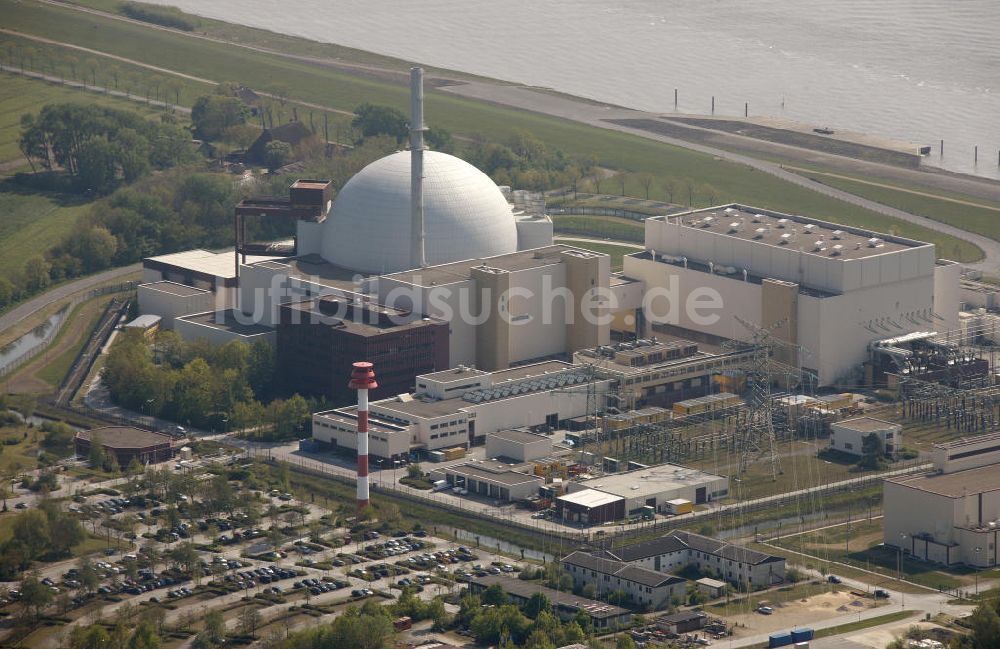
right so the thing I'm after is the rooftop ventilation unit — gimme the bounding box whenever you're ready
[700,216,715,228]
[776,218,789,228]
[752,213,765,223]
[868,237,882,248]
[813,240,825,251]
[753,227,768,239]
[803,224,816,232]
[724,207,738,216]
[779,233,792,244]
[832,230,844,240]
[830,244,844,256]
[728,222,740,233]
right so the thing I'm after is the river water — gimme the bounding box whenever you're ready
[147,0,1000,180]
[0,304,70,374]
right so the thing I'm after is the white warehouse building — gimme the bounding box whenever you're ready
[622,205,961,386]
[312,361,611,460]
[883,432,1000,567]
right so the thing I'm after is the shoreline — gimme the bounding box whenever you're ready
[51,0,1000,196]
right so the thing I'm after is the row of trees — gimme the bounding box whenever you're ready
[103,330,313,437]
[19,103,194,193]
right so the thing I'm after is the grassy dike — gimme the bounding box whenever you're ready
[0,0,984,260]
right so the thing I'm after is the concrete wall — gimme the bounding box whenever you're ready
[137,282,215,329]
[623,253,937,385]
[311,414,412,459]
[934,261,962,334]
[174,316,276,348]
[506,263,567,365]
[643,215,935,295]
[486,434,553,462]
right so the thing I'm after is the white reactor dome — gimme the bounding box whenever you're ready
[320,150,518,274]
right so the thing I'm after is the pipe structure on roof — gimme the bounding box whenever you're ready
[410,67,427,269]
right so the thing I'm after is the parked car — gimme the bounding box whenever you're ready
[827,575,842,584]
[756,606,774,615]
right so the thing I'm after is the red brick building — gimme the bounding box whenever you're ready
[75,427,178,467]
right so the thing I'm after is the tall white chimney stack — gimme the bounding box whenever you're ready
[410,67,427,269]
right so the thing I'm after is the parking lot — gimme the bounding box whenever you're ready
[0,458,528,647]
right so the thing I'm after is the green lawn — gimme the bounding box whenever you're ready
[0,69,187,164]
[0,0,982,261]
[35,296,110,387]
[801,171,1000,246]
[553,216,645,243]
[0,185,93,277]
[772,518,966,592]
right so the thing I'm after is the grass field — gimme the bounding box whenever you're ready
[553,215,645,243]
[0,70,186,164]
[1,0,983,260]
[772,518,967,592]
[35,296,109,387]
[801,170,1000,245]
[0,185,93,277]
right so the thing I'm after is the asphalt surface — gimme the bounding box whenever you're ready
[0,263,140,336]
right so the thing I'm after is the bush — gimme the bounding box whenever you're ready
[119,2,198,31]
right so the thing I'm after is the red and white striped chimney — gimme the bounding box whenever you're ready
[348,361,377,511]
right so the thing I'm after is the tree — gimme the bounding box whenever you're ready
[263,140,292,171]
[352,103,408,144]
[482,583,507,606]
[194,609,226,648]
[77,136,119,194]
[238,606,262,639]
[858,433,887,471]
[406,463,424,480]
[614,173,626,196]
[23,255,51,293]
[616,635,637,649]
[115,128,151,183]
[969,602,1000,649]
[11,509,50,558]
[426,126,454,152]
[129,621,161,649]
[69,624,111,649]
[88,433,107,469]
[20,572,53,619]
[637,173,654,199]
[523,591,551,619]
[191,94,247,140]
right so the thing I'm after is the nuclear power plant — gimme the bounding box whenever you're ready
[136,66,972,473]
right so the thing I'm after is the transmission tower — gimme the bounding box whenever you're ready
[725,315,805,480]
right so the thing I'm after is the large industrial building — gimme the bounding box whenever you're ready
[75,426,179,467]
[135,67,964,413]
[556,464,729,524]
[621,205,962,386]
[883,432,1000,567]
[276,295,448,403]
[312,361,611,460]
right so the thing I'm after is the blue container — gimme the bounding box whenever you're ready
[791,628,814,642]
[768,632,793,648]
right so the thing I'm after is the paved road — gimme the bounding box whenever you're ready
[0,263,140,336]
